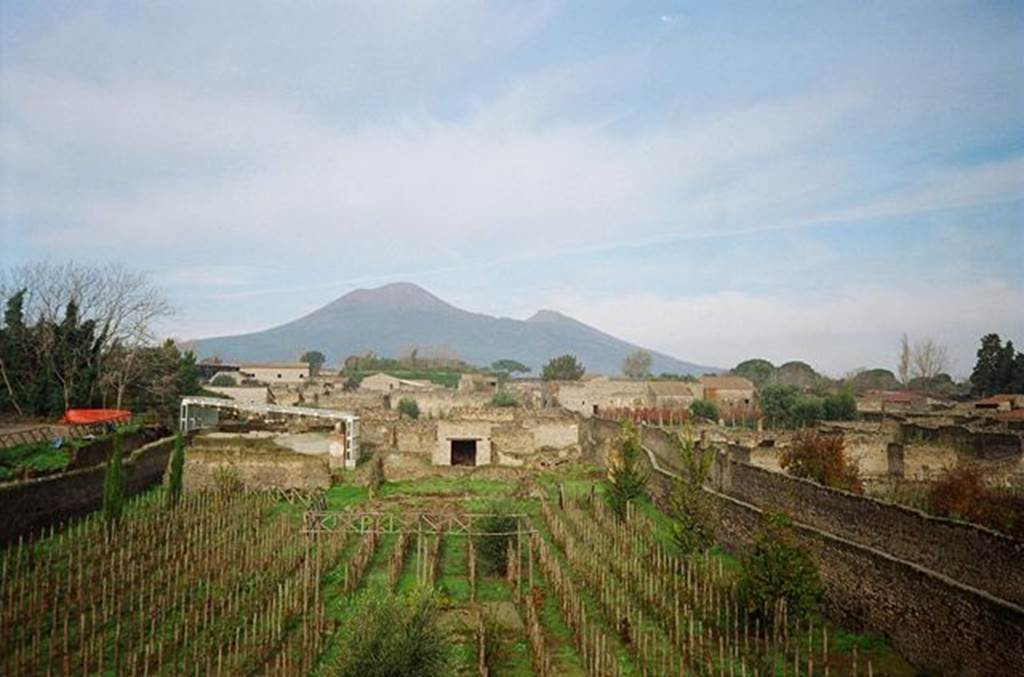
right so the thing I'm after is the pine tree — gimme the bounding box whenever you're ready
[166,432,185,508]
[103,432,126,530]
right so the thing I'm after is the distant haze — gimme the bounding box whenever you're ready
[188,282,718,376]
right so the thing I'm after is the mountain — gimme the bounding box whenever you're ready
[188,282,718,376]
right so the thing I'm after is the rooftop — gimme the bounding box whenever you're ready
[700,375,754,390]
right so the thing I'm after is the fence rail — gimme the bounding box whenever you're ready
[301,510,533,536]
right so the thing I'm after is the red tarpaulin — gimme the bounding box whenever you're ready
[60,409,132,425]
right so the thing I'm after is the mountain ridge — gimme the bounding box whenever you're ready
[189,283,719,376]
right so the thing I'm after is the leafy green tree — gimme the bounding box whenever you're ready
[334,587,453,677]
[604,422,649,519]
[668,428,717,555]
[970,334,1021,396]
[542,354,585,381]
[822,391,857,421]
[844,368,899,393]
[759,384,799,427]
[102,432,126,529]
[738,513,823,624]
[491,359,531,375]
[166,432,185,508]
[397,398,420,419]
[622,350,653,379]
[732,358,775,388]
[300,350,326,377]
[789,395,825,427]
[689,399,718,422]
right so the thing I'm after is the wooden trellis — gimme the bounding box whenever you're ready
[301,510,533,536]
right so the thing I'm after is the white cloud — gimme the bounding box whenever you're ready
[545,280,1024,376]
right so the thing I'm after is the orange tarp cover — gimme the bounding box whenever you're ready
[61,409,131,425]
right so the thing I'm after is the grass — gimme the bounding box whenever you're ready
[352,369,463,389]
[0,441,71,478]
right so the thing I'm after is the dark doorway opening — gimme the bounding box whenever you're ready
[450,439,478,466]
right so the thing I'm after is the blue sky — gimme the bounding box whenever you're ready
[1,1,1022,375]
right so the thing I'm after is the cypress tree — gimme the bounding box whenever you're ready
[167,432,185,508]
[102,432,125,530]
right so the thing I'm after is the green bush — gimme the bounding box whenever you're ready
[604,422,649,519]
[689,399,718,422]
[475,501,519,575]
[789,395,825,427]
[739,513,823,624]
[397,398,420,419]
[490,391,518,407]
[823,391,857,421]
[334,587,453,677]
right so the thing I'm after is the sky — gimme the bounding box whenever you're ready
[1,1,1022,377]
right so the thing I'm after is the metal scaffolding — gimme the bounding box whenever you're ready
[178,396,360,467]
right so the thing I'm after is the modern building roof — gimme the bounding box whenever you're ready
[240,362,309,369]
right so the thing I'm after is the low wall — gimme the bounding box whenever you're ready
[720,459,1024,607]
[898,422,1022,459]
[184,437,330,491]
[68,427,169,469]
[0,436,176,545]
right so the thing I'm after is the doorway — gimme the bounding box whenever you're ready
[450,439,478,466]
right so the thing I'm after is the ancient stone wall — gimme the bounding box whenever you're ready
[584,419,1024,675]
[0,436,176,545]
[720,459,1024,606]
[898,422,1022,459]
[184,437,330,491]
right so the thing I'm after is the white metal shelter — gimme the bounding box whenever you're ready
[178,396,360,468]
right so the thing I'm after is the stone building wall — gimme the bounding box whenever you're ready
[185,436,330,490]
[898,422,1022,460]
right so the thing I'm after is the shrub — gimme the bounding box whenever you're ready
[604,422,649,519]
[823,391,857,421]
[490,391,518,408]
[668,427,717,554]
[210,373,237,387]
[166,432,185,508]
[739,512,823,624]
[689,399,718,422]
[789,395,825,427]
[475,501,519,576]
[927,464,1022,537]
[334,587,453,677]
[759,384,799,427]
[397,398,420,419]
[779,430,863,494]
[102,433,125,529]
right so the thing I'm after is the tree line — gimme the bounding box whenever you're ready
[0,262,200,419]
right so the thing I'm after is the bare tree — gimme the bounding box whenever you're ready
[911,338,949,380]
[897,333,911,386]
[2,262,175,408]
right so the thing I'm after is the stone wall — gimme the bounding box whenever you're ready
[898,422,1022,459]
[184,436,330,490]
[584,419,1024,676]
[720,459,1024,606]
[0,436,176,545]
[68,428,167,470]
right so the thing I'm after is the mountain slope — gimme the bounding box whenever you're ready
[189,283,718,375]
